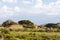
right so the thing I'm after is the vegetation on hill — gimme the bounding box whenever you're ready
[44,23,60,29]
[1,20,60,29]
[18,20,35,28]
[2,20,17,27]
[0,20,60,40]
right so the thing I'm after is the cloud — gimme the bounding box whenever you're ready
[43,0,60,15]
[24,8,42,14]
[0,5,13,13]
[22,0,32,4]
[2,0,17,3]
[2,0,59,16]
[14,6,21,12]
[23,0,60,15]
[0,5,14,18]
[0,5,24,18]
[21,0,43,14]
[33,0,43,8]
[7,0,59,15]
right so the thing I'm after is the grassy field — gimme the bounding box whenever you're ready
[0,27,60,40]
[4,32,60,40]
[0,24,60,40]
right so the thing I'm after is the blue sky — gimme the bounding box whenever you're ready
[0,0,60,25]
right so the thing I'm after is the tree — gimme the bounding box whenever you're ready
[45,23,57,28]
[56,23,60,29]
[2,20,17,27]
[18,20,35,28]
[2,20,17,40]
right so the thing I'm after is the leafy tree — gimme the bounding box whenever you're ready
[18,20,33,24]
[45,23,57,28]
[2,20,17,27]
[18,20,35,28]
[2,20,17,40]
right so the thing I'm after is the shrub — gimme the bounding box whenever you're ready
[2,29,10,34]
[18,20,35,28]
[15,35,26,39]
[2,20,17,27]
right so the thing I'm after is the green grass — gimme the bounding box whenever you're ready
[0,27,60,40]
[5,31,60,40]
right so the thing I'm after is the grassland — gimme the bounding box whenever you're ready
[0,26,60,40]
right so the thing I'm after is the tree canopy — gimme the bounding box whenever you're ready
[45,23,57,28]
[18,20,35,28]
[2,20,17,27]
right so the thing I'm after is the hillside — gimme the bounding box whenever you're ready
[0,20,60,40]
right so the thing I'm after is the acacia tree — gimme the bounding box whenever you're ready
[18,20,35,28]
[2,20,17,27]
[45,23,57,28]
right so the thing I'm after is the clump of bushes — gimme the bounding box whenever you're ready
[5,34,16,40]
[2,20,17,27]
[18,20,35,28]
[2,28,10,34]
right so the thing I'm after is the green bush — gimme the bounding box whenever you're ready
[2,20,17,27]
[2,29,10,34]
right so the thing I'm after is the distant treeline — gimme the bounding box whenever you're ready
[0,20,60,29]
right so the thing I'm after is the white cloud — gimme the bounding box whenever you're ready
[0,0,60,19]
[14,6,25,13]
[14,6,21,12]
[2,0,17,3]
[0,5,24,18]
[0,5,14,18]
[33,0,43,8]
[22,0,32,4]
[24,8,42,14]
[22,0,43,14]
[43,0,60,15]
[24,0,60,15]
[13,0,60,15]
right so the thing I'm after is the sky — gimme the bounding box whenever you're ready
[0,0,60,25]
